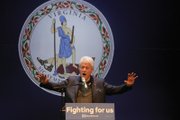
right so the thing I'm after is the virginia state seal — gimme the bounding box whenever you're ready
[18,0,114,96]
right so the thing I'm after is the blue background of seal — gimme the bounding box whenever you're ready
[0,0,178,120]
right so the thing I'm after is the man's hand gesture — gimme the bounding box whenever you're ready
[124,72,138,86]
[36,73,49,84]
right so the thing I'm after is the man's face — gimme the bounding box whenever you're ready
[79,62,93,81]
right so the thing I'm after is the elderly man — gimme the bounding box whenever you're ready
[39,56,138,103]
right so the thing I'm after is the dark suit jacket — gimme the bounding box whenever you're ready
[40,75,132,103]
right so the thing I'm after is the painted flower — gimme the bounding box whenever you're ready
[100,60,106,72]
[62,1,72,9]
[25,58,35,71]
[40,6,51,15]
[103,44,110,56]
[23,27,31,40]
[55,2,64,9]
[89,13,100,24]
[77,4,87,12]
[102,26,109,40]
[30,16,39,26]
[22,42,30,57]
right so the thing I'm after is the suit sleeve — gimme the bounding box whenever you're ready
[39,79,68,92]
[104,82,132,95]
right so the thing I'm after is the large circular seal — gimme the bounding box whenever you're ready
[18,0,114,96]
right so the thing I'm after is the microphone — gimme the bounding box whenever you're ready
[82,77,88,89]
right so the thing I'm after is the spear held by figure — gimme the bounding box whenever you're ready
[53,18,57,75]
[70,25,74,44]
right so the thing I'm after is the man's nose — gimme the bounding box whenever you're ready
[82,68,86,71]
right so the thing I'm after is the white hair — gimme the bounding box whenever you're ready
[79,56,94,68]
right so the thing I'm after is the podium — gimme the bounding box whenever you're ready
[65,103,115,120]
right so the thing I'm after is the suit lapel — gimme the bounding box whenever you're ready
[91,76,96,102]
[73,76,81,102]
